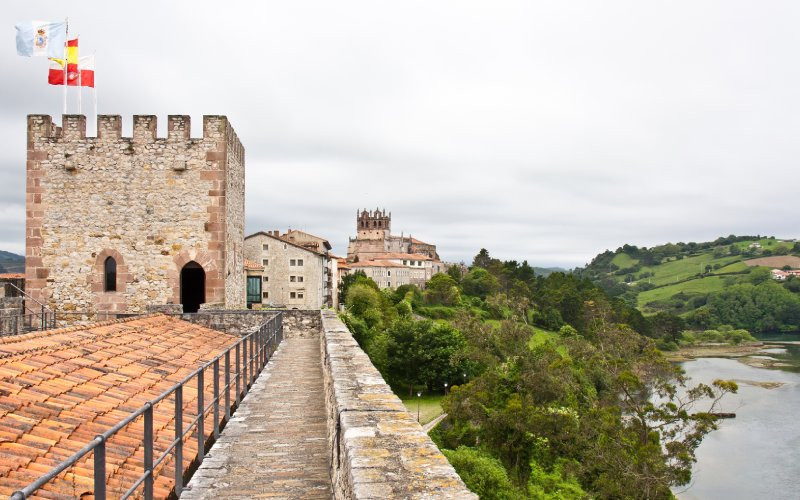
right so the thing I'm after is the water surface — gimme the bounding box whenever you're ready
[676,348,800,500]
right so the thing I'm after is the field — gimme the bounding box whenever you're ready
[637,275,728,309]
[633,253,743,287]
[401,394,444,425]
[744,256,800,268]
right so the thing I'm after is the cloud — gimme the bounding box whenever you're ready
[1,1,799,267]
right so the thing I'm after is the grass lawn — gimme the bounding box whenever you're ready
[635,253,741,287]
[611,252,639,269]
[637,275,728,309]
[401,394,444,425]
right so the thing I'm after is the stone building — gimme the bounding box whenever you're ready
[244,231,332,309]
[25,114,245,316]
[349,259,428,289]
[346,208,441,263]
[346,209,445,287]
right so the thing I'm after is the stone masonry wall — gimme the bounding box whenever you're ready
[223,124,245,308]
[180,309,281,337]
[320,310,476,499]
[25,114,245,317]
[0,297,24,335]
[281,309,322,338]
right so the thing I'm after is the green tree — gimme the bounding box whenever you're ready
[462,268,501,299]
[447,264,464,283]
[442,447,522,500]
[425,273,461,306]
[472,248,493,269]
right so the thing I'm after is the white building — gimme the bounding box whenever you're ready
[244,231,332,309]
[349,259,428,289]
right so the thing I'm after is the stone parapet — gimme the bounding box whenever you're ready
[282,309,322,338]
[0,297,24,335]
[320,310,476,499]
[180,309,281,336]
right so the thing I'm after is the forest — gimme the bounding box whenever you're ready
[339,249,737,499]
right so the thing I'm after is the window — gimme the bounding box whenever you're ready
[290,276,296,282]
[297,259,304,266]
[104,257,117,292]
[298,292,304,299]
[290,259,296,266]
[262,291,269,299]
[403,260,407,265]
[387,270,391,276]
[290,292,296,299]
[262,244,269,251]
[262,276,269,282]
[262,259,269,266]
[298,276,304,283]
[387,282,391,288]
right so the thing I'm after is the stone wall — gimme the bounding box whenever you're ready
[25,114,245,318]
[180,309,282,336]
[281,309,322,338]
[319,310,476,499]
[0,297,24,335]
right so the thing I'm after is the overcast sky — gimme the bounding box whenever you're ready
[2,2,799,268]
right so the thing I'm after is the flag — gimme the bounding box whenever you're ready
[48,39,80,86]
[15,21,67,58]
[78,55,95,87]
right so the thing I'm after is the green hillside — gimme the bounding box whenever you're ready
[0,250,24,274]
[580,235,800,318]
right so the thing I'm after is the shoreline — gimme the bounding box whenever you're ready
[665,341,797,370]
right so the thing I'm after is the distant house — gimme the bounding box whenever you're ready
[349,259,428,289]
[772,269,800,281]
[244,231,334,310]
[0,273,25,298]
[749,242,762,249]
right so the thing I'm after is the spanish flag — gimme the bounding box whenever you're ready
[48,38,85,86]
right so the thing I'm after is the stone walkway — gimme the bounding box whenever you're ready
[181,334,332,499]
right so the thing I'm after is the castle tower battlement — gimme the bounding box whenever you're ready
[26,114,246,317]
[356,207,391,240]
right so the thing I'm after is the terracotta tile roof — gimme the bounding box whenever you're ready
[0,314,238,499]
[373,253,432,261]
[0,273,25,280]
[245,232,325,256]
[410,237,432,245]
[244,259,265,271]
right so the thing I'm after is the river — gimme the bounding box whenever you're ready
[675,337,800,500]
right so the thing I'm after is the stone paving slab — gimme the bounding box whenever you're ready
[182,333,332,499]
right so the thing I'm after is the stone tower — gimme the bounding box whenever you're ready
[25,114,246,317]
[356,208,391,240]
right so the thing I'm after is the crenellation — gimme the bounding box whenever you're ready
[133,115,157,142]
[61,115,86,140]
[97,114,122,140]
[167,115,191,140]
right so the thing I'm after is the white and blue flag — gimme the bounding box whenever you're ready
[15,20,67,58]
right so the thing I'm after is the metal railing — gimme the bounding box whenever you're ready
[10,312,284,500]
[0,282,56,335]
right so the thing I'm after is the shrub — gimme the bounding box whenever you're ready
[442,447,521,500]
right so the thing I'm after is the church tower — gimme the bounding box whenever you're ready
[356,208,391,240]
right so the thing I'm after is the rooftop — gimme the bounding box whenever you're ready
[350,260,421,269]
[373,252,432,261]
[244,259,265,271]
[0,314,238,498]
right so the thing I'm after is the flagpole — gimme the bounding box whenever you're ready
[62,17,68,115]
[77,36,81,116]
[93,52,97,129]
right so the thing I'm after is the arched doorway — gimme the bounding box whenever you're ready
[180,261,205,313]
